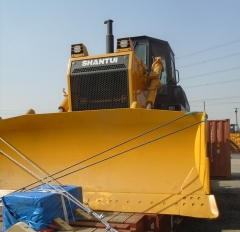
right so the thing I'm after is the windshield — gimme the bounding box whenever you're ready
[134,44,147,65]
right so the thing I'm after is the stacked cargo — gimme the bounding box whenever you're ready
[206,120,231,179]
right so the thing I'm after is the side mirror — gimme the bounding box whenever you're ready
[176,69,180,83]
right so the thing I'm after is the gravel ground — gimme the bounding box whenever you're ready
[178,154,240,232]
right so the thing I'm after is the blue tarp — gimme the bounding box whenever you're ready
[2,185,82,232]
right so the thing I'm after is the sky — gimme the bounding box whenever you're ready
[0,0,240,124]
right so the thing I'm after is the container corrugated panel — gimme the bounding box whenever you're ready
[206,119,231,179]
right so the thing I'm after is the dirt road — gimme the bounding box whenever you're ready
[178,154,240,232]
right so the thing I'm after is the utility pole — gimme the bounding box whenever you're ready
[203,101,205,111]
[234,108,239,126]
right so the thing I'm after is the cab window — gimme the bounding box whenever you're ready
[134,44,147,65]
[151,45,167,85]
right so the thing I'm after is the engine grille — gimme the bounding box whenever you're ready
[70,69,129,111]
[72,64,126,73]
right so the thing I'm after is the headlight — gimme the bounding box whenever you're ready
[73,45,81,53]
[71,43,89,57]
[117,38,133,51]
[120,40,128,48]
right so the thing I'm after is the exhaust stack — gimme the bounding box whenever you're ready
[104,19,114,53]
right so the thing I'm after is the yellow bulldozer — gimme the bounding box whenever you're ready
[0,20,218,223]
[230,124,240,152]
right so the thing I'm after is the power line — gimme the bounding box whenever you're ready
[184,78,240,88]
[181,66,240,80]
[177,52,240,69]
[176,38,240,59]
[190,95,240,103]
[191,101,240,106]
[175,17,240,44]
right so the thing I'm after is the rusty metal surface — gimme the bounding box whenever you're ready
[206,120,231,179]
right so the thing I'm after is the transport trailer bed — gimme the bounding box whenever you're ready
[0,207,182,232]
[70,211,181,232]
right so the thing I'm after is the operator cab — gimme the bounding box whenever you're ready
[131,36,190,112]
[131,36,177,86]
[230,124,240,133]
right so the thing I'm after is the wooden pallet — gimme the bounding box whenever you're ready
[70,211,172,232]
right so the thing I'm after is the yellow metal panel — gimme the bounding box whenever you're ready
[0,109,218,218]
[127,52,134,105]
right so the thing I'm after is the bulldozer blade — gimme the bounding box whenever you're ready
[0,109,218,218]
